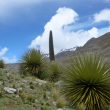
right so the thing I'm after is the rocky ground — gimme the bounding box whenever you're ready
[0,68,75,110]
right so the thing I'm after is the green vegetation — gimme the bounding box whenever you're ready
[49,30,55,61]
[20,49,47,78]
[48,62,62,82]
[1,53,110,110]
[0,59,4,68]
[1,35,110,110]
[0,69,70,110]
[62,54,110,110]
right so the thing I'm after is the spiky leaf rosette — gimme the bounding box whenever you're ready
[21,49,45,76]
[62,54,110,110]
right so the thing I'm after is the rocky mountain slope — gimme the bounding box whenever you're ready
[56,32,110,63]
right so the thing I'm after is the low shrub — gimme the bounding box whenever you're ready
[26,94,35,103]
[48,62,62,82]
[0,60,4,69]
[56,96,67,108]
[20,49,47,79]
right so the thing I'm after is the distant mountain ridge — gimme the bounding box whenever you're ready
[56,32,110,63]
[5,63,20,73]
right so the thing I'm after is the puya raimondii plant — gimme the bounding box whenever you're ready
[0,59,4,69]
[20,48,46,77]
[62,53,110,110]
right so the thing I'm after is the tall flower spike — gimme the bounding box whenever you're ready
[49,30,55,61]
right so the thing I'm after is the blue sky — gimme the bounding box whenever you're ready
[0,0,110,63]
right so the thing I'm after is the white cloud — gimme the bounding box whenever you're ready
[94,9,110,23]
[98,26,110,35]
[29,7,79,53]
[29,7,110,54]
[0,47,17,63]
[0,47,8,58]
[2,56,17,64]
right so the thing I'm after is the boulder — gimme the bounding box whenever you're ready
[57,109,64,110]
[4,87,17,94]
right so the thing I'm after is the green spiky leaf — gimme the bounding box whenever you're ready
[20,49,45,77]
[62,54,110,110]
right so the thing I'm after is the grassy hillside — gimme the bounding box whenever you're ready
[0,68,74,110]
